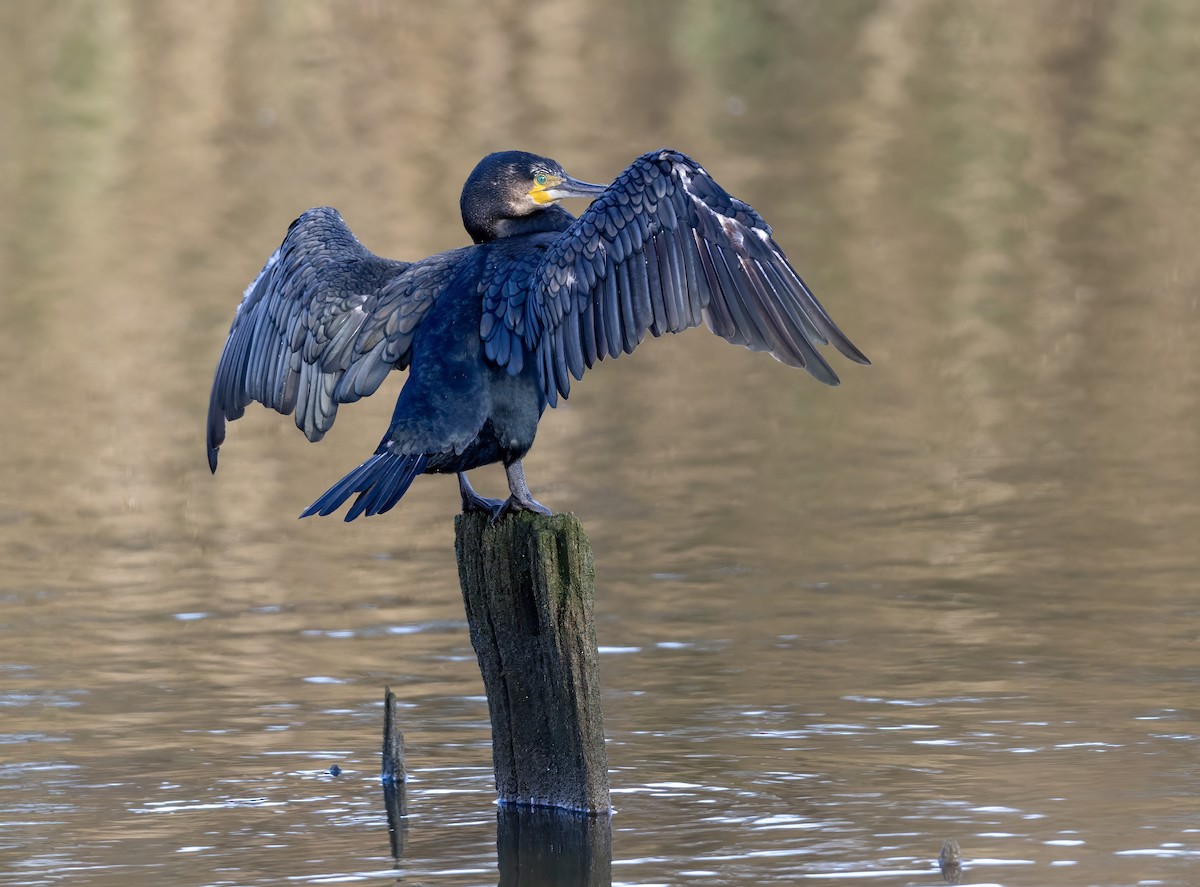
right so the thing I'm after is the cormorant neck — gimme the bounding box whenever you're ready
[467,205,577,244]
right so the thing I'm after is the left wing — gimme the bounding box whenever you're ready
[206,207,461,471]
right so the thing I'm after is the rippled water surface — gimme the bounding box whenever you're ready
[2,2,1199,885]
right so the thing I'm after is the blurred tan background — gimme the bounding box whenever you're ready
[2,4,1199,882]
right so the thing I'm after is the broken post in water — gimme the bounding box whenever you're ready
[381,686,406,786]
[454,511,610,814]
[381,686,407,859]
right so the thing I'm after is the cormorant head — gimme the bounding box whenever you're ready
[460,151,608,244]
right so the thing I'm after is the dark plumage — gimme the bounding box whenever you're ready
[207,149,869,520]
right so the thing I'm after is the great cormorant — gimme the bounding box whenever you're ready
[207,149,869,521]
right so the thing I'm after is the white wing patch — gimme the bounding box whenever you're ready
[720,216,746,249]
[236,248,281,315]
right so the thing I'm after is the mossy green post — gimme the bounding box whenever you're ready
[454,511,610,815]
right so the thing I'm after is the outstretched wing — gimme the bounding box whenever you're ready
[496,149,869,406]
[206,207,462,471]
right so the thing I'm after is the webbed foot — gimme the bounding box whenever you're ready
[458,473,506,517]
[487,460,554,524]
[490,493,553,525]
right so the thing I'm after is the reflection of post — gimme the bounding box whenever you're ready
[383,782,407,861]
[455,511,610,814]
[496,807,612,887]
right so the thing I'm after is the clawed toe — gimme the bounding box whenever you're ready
[462,464,552,525]
[461,492,506,516]
[489,495,553,525]
[458,472,506,517]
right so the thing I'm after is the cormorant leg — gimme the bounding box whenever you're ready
[493,460,552,522]
[458,472,505,517]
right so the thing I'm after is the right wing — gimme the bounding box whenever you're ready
[206,207,464,471]
[481,150,868,407]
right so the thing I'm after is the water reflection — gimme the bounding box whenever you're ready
[382,781,407,861]
[496,808,612,887]
[3,1,1200,885]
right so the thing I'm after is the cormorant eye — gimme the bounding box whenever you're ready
[535,174,547,186]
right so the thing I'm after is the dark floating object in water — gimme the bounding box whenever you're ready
[328,764,342,777]
[207,149,869,520]
[939,838,962,884]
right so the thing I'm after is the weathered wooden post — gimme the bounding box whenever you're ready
[454,511,610,814]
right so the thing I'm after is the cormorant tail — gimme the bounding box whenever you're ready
[300,452,429,521]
